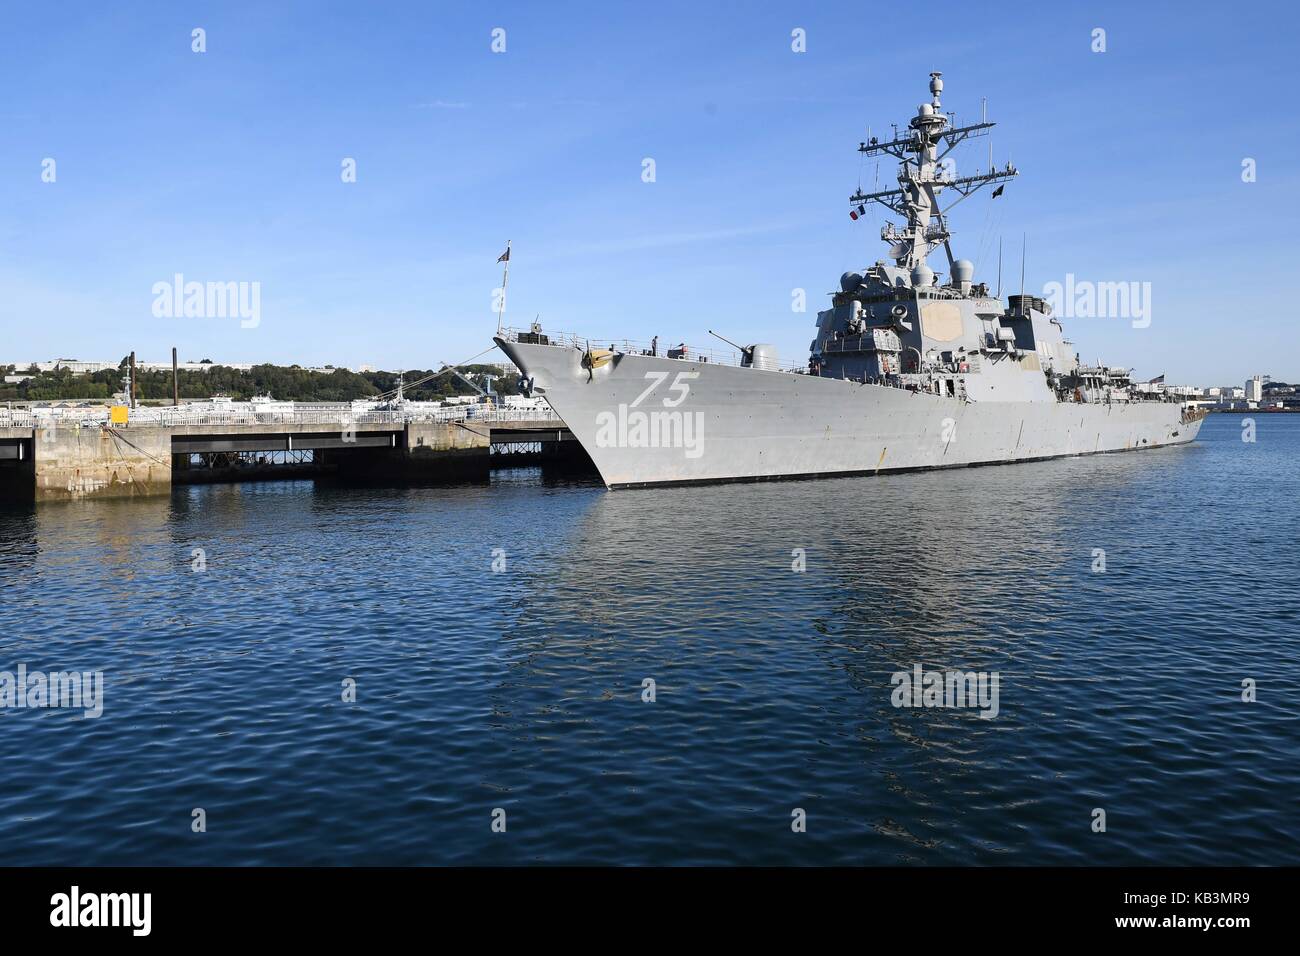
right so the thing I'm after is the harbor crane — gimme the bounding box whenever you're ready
[440,362,496,404]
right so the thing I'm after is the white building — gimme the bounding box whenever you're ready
[1245,376,1264,402]
[27,360,118,374]
[136,361,255,373]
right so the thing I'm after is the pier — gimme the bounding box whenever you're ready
[0,406,575,502]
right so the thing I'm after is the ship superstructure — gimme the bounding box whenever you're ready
[495,74,1205,488]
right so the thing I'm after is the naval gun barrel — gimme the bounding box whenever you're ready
[708,329,751,357]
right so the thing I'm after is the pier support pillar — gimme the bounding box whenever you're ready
[32,425,172,502]
[402,421,491,476]
[318,421,491,483]
[0,430,35,502]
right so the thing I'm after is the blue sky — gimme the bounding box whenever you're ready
[1,0,1296,385]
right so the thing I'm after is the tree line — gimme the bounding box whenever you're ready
[0,360,519,403]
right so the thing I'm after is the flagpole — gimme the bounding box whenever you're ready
[496,239,511,335]
[1019,233,1026,304]
[996,236,1003,300]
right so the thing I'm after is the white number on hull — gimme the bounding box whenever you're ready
[632,370,698,408]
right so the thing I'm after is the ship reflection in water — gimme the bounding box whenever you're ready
[0,416,1296,865]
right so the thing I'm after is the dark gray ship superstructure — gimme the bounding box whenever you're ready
[496,73,1205,488]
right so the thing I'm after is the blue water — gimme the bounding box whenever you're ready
[1,414,1297,865]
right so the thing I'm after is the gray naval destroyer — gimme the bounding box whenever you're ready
[496,73,1206,488]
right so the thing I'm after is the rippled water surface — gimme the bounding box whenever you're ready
[1,414,1297,865]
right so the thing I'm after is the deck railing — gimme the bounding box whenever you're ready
[499,327,811,373]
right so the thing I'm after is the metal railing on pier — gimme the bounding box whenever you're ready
[0,404,561,430]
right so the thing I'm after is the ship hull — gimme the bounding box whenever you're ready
[497,339,1204,489]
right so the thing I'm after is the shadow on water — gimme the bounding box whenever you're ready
[0,417,1295,864]
[486,431,1297,863]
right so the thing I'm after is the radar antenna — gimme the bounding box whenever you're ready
[850,73,1018,270]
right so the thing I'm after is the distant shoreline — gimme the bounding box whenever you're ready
[1208,407,1300,414]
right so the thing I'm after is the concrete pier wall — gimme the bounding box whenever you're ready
[406,421,490,459]
[32,425,172,502]
[403,421,492,478]
[0,415,570,502]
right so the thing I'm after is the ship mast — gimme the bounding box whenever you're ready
[850,73,1017,273]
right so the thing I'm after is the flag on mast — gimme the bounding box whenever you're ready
[495,240,512,334]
